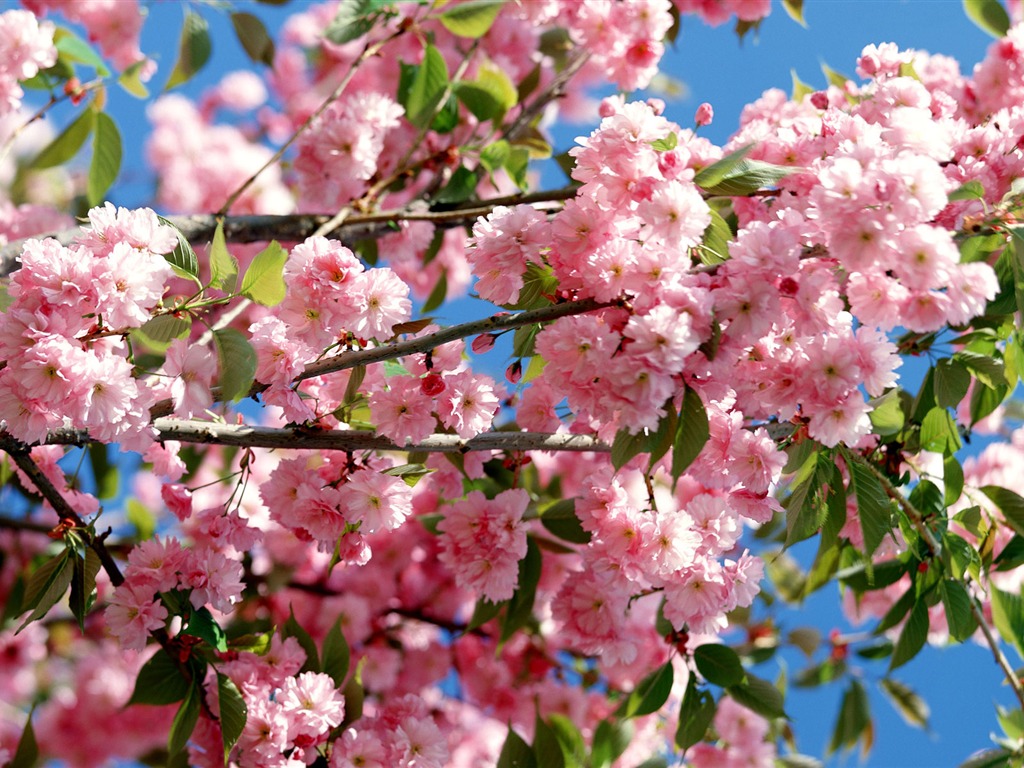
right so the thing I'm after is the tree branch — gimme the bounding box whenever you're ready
[0,188,578,277]
[148,297,611,418]
[43,420,609,454]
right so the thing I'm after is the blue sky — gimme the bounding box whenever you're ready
[20,1,1021,766]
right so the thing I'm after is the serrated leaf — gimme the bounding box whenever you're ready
[934,359,972,409]
[118,60,150,98]
[726,673,787,720]
[944,454,965,507]
[208,221,238,293]
[963,0,1011,37]
[785,450,830,547]
[590,719,633,768]
[879,678,930,729]
[868,388,905,436]
[954,350,1007,389]
[676,676,716,750]
[889,599,929,671]
[406,45,449,129]
[168,683,202,758]
[324,0,378,44]
[611,427,647,472]
[240,241,287,306]
[135,314,192,351]
[949,180,986,201]
[69,547,101,632]
[847,457,891,559]
[217,674,247,762]
[919,406,962,454]
[547,714,586,765]
[991,586,1024,660]
[18,551,72,632]
[31,106,93,169]
[699,207,732,265]
[87,111,121,206]
[9,710,38,768]
[468,596,504,629]
[165,12,212,90]
[213,328,257,402]
[533,714,566,768]
[422,271,448,313]
[283,607,320,673]
[694,644,745,687]
[829,679,870,754]
[496,726,536,768]
[159,216,202,285]
[693,144,755,189]
[502,536,541,642]
[700,158,795,196]
[322,617,351,688]
[54,28,110,75]
[981,486,1024,539]
[183,606,228,652]
[617,661,674,718]
[438,0,504,38]
[540,498,590,544]
[672,386,709,483]
[231,12,275,66]
[435,165,480,204]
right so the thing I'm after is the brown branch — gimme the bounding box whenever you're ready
[148,297,610,418]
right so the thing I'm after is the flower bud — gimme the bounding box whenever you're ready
[421,372,446,397]
[471,333,497,354]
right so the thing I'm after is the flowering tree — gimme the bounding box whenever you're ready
[6,0,1024,766]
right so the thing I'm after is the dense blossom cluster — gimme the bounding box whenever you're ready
[0,9,55,118]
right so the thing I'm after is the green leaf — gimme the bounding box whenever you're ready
[868,389,905,436]
[963,0,1011,37]
[217,674,247,763]
[168,683,202,758]
[693,144,755,189]
[540,498,590,544]
[240,241,288,306]
[934,359,972,409]
[889,599,929,671]
[213,328,257,402]
[134,314,192,351]
[438,0,505,38]
[547,714,586,766]
[480,139,511,174]
[502,536,541,642]
[468,596,504,630]
[676,676,716,750]
[954,350,1007,389]
[9,711,38,768]
[991,586,1024,660]
[698,207,733,265]
[129,648,191,705]
[283,607,320,673]
[421,271,448,314]
[68,547,101,632]
[791,69,814,101]
[159,217,202,285]
[694,644,745,687]
[18,550,73,632]
[879,677,930,729]
[829,679,870,754]
[611,427,647,472]
[949,180,986,201]
[533,714,566,768]
[165,12,212,90]
[919,406,962,454]
[672,386,709,483]
[182,606,228,652]
[959,749,1014,768]
[784,450,830,547]
[54,28,110,75]
[590,719,633,768]
[435,165,481,204]
[31,106,93,169]
[321,617,351,688]
[981,486,1024,539]
[970,381,1008,425]
[118,60,150,98]
[847,457,891,559]
[324,0,378,44]
[231,12,275,66]
[86,111,122,206]
[209,220,238,293]
[782,0,806,25]
[944,455,965,508]
[726,673,787,720]
[406,45,449,129]
[616,661,674,718]
[496,726,536,768]
[89,443,118,500]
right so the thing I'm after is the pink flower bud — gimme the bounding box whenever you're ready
[421,372,446,397]
[810,90,829,110]
[471,333,497,354]
[505,360,523,384]
[694,102,714,127]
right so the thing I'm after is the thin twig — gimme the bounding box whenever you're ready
[849,450,1024,711]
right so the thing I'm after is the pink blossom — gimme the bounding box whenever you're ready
[278,671,345,748]
[369,375,437,445]
[437,371,501,439]
[106,581,168,651]
[163,339,218,419]
[340,467,412,534]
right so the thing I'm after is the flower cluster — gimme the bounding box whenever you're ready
[0,9,55,118]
